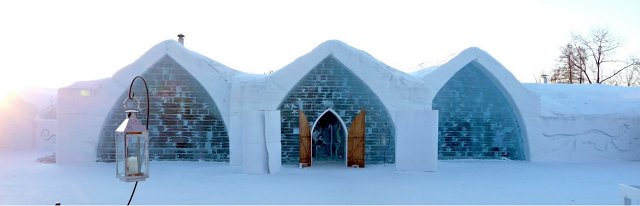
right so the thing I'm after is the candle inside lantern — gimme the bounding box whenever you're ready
[127,157,139,174]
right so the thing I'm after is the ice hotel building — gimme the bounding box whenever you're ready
[55,38,640,172]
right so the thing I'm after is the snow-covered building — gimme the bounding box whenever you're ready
[56,39,640,169]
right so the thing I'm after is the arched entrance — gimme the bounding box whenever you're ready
[310,109,348,165]
[281,56,394,165]
[299,109,366,168]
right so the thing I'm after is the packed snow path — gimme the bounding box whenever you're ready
[1,149,638,205]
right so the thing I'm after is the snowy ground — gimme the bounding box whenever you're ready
[1,149,638,205]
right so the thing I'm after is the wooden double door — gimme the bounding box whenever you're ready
[299,109,365,168]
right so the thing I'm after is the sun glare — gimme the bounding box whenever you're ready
[0,83,20,107]
[0,90,8,107]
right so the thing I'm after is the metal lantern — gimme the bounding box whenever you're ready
[116,76,151,183]
[115,98,149,182]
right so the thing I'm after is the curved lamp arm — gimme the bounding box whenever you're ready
[127,76,150,130]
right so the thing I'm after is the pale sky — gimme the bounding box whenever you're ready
[0,0,639,100]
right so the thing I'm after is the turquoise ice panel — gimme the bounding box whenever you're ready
[432,63,525,160]
[97,55,229,162]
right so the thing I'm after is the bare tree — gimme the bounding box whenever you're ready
[552,43,583,84]
[551,41,591,84]
[612,58,640,86]
[549,28,639,85]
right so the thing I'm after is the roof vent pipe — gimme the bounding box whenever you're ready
[177,34,185,45]
[542,74,548,84]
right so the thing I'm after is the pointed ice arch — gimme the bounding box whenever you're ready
[414,47,542,161]
[310,108,348,164]
[311,108,348,143]
[97,55,230,162]
[229,40,430,166]
[433,62,524,160]
[85,40,240,163]
[276,55,396,165]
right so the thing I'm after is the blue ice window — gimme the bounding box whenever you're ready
[432,63,524,160]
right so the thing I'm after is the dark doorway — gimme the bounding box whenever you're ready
[311,111,346,163]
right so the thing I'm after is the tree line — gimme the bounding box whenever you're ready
[539,28,640,86]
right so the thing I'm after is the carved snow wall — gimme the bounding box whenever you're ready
[540,117,640,161]
[97,56,229,162]
[432,63,525,160]
[278,56,395,164]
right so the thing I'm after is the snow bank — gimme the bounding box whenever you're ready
[2,149,639,205]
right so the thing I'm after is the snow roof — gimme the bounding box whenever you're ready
[270,40,421,83]
[407,51,461,79]
[11,87,56,114]
[525,83,640,118]
[59,40,244,144]
[232,40,430,117]
[410,47,539,105]
[99,39,243,88]
[64,77,110,89]
[61,39,640,125]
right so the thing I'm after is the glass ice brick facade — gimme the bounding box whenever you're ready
[97,55,229,162]
[278,56,395,164]
[432,63,525,160]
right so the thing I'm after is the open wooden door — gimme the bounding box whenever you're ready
[347,110,365,168]
[299,109,312,167]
